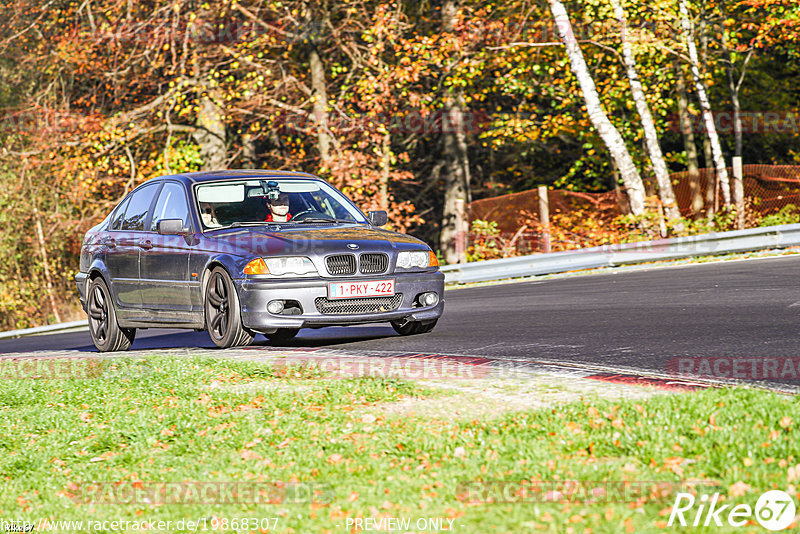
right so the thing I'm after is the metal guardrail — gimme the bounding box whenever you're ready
[0,320,87,340]
[441,223,800,284]
[4,223,800,338]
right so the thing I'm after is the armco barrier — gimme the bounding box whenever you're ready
[5,223,800,337]
[441,223,800,284]
[0,320,87,340]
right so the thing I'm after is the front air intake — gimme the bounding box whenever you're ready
[326,254,357,275]
[359,253,389,274]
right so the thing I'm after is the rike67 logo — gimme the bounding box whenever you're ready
[668,490,797,531]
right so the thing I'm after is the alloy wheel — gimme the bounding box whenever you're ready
[206,271,231,340]
[88,284,109,343]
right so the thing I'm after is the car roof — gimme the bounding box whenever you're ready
[154,170,321,186]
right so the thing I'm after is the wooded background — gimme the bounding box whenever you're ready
[0,0,798,329]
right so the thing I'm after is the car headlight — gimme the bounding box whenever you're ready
[396,250,438,270]
[244,257,318,276]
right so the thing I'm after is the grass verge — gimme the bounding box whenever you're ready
[0,356,798,533]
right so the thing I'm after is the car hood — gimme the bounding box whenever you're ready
[205,224,428,257]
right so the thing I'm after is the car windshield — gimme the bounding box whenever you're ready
[194,179,368,229]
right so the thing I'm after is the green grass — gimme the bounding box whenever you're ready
[0,356,798,533]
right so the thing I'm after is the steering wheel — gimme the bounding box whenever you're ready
[291,209,334,222]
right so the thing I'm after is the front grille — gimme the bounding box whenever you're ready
[359,253,389,274]
[315,294,403,315]
[326,254,356,275]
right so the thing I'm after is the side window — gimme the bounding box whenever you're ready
[121,183,159,231]
[109,198,130,231]
[150,182,190,231]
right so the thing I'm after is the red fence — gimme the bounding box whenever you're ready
[468,165,800,256]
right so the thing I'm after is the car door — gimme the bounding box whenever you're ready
[105,182,161,309]
[139,181,193,311]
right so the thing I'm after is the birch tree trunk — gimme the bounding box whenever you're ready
[548,0,646,216]
[675,61,704,215]
[720,2,747,228]
[724,56,745,227]
[679,0,730,207]
[439,0,471,264]
[611,0,680,222]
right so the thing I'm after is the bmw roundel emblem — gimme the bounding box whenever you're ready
[347,243,359,250]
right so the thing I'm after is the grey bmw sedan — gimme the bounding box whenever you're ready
[75,170,445,352]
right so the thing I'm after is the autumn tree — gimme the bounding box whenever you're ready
[548,0,646,216]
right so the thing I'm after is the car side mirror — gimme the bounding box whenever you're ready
[157,219,187,235]
[368,210,388,226]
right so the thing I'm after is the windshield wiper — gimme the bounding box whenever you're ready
[212,221,270,230]
[297,218,355,224]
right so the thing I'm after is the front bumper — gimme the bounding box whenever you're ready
[75,272,89,311]
[237,270,445,331]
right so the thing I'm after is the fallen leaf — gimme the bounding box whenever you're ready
[729,481,750,497]
[663,457,684,476]
[240,449,262,461]
[789,465,800,482]
[624,517,635,533]
[566,421,583,435]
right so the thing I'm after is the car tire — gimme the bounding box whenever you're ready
[265,328,300,342]
[390,318,438,336]
[87,277,136,352]
[205,267,254,349]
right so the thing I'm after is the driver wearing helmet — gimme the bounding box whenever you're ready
[265,192,292,222]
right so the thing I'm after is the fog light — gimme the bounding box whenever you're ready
[267,300,285,314]
[421,292,439,306]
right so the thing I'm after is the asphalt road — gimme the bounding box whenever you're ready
[3,255,800,387]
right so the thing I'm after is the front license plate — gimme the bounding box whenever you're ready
[328,279,395,299]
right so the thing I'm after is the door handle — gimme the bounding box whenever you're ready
[138,239,153,250]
